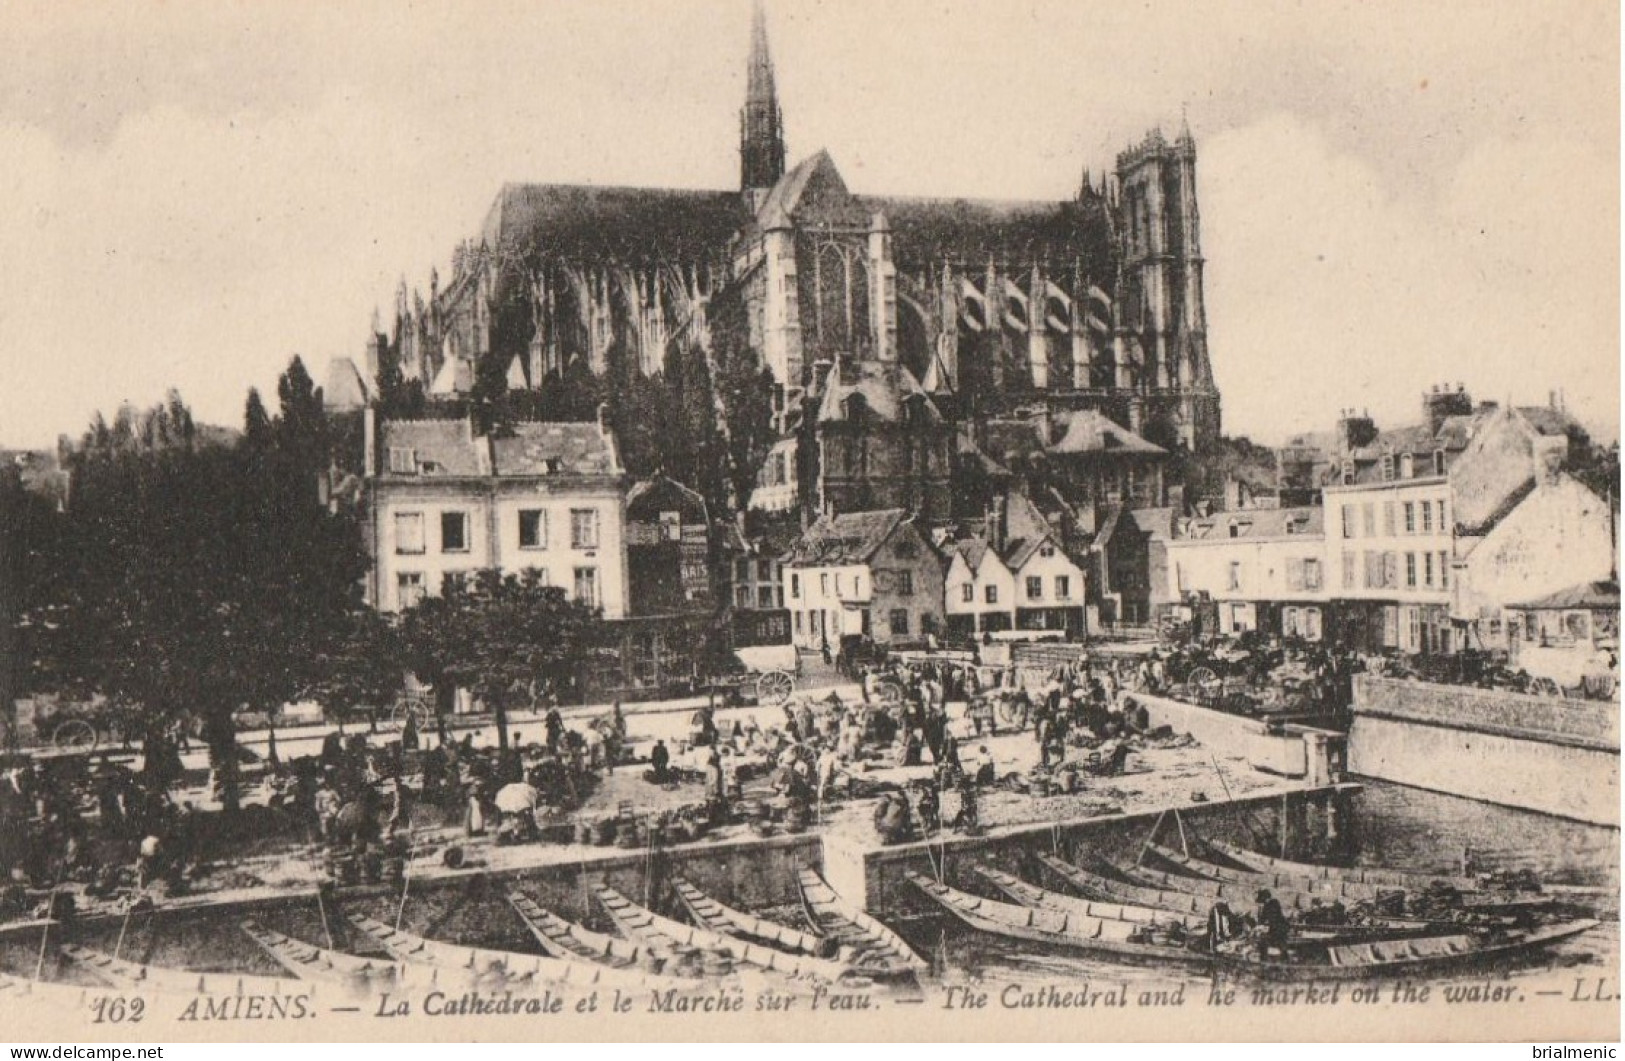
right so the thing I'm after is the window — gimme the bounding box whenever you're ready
[1438,500,1449,532]
[570,509,599,549]
[1026,576,1043,600]
[961,583,975,604]
[1424,552,1435,587]
[794,611,803,633]
[757,559,774,581]
[1403,502,1415,534]
[853,575,862,597]
[896,571,914,597]
[1384,502,1396,536]
[387,447,417,474]
[1405,552,1417,588]
[1420,501,1432,534]
[1227,562,1242,592]
[1303,559,1322,591]
[735,586,751,608]
[1439,551,1450,589]
[1400,453,1414,479]
[834,573,842,596]
[757,586,775,609]
[394,512,425,555]
[790,574,800,599]
[441,571,466,595]
[573,567,599,608]
[820,574,829,595]
[1055,575,1071,599]
[658,511,682,541]
[1384,551,1399,589]
[985,585,999,605]
[1362,503,1376,537]
[440,511,469,553]
[396,572,425,609]
[1380,453,1394,482]
[736,558,751,581]
[1341,504,1355,539]
[1434,451,1447,475]
[889,609,910,636]
[1364,551,1382,589]
[1341,551,1356,590]
[1304,608,1322,641]
[518,509,547,549]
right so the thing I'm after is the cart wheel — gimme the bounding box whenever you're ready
[995,700,1029,731]
[1185,667,1220,701]
[392,700,432,730]
[755,670,794,706]
[53,719,98,753]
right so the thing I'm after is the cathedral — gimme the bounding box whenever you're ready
[376,1,1221,522]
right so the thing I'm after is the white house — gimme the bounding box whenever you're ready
[366,414,630,619]
[944,491,1087,637]
[1453,472,1616,653]
[782,509,945,649]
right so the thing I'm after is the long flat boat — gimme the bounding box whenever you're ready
[58,943,301,996]
[906,871,1599,980]
[1034,853,1212,917]
[795,868,928,974]
[669,877,827,957]
[507,891,652,971]
[239,920,400,986]
[345,912,656,992]
[595,885,852,982]
[973,865,1202,929]
[1109,855,1355,912]
[1142,844,1562,915]
[1205,839,1485,892]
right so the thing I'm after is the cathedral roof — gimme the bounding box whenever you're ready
[482,183,743,263]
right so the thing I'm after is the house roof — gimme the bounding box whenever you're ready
[953,537,991,573]
[782,508,908,565]
[491,422,618,476]
[1180,506,1323,542]
[1515,406,1582,438]
[379,419,487,477]
[1128,506,1176,541]
[1510,579,1619,611]
[627,474,708,518]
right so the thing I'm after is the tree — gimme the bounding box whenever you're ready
[21,393,371,810]
[243,388,273,453]
[397,569,604,750]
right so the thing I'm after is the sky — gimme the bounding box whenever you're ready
[0,0,1617,449]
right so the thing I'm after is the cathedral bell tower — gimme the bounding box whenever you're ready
[740,0,786,211]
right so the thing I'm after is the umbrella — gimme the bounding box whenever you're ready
[494,782,539,814]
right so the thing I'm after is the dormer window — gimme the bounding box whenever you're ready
[1399,453,1414,479]
[1434,450,1447,476]
[1380,452,1395,482]
[388,447,417,475]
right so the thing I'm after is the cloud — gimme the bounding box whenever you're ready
[1201,113,1617,443]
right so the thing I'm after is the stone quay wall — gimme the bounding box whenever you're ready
[1349,675,1619,827]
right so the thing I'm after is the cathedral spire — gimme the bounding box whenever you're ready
[740,0,786,203]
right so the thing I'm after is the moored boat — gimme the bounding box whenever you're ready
[795,867,928,974]
[595,885,852,982]
[345,912,656,992]
[1205,839,1484,892]
[669,877,827,957]
[972,865,1202,930]
[506,891,652,971]
[1034,853,1211,917]
[906,870,1600,980]
[239,920,400,986]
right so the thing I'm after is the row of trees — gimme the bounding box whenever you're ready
[13,358,604,813]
